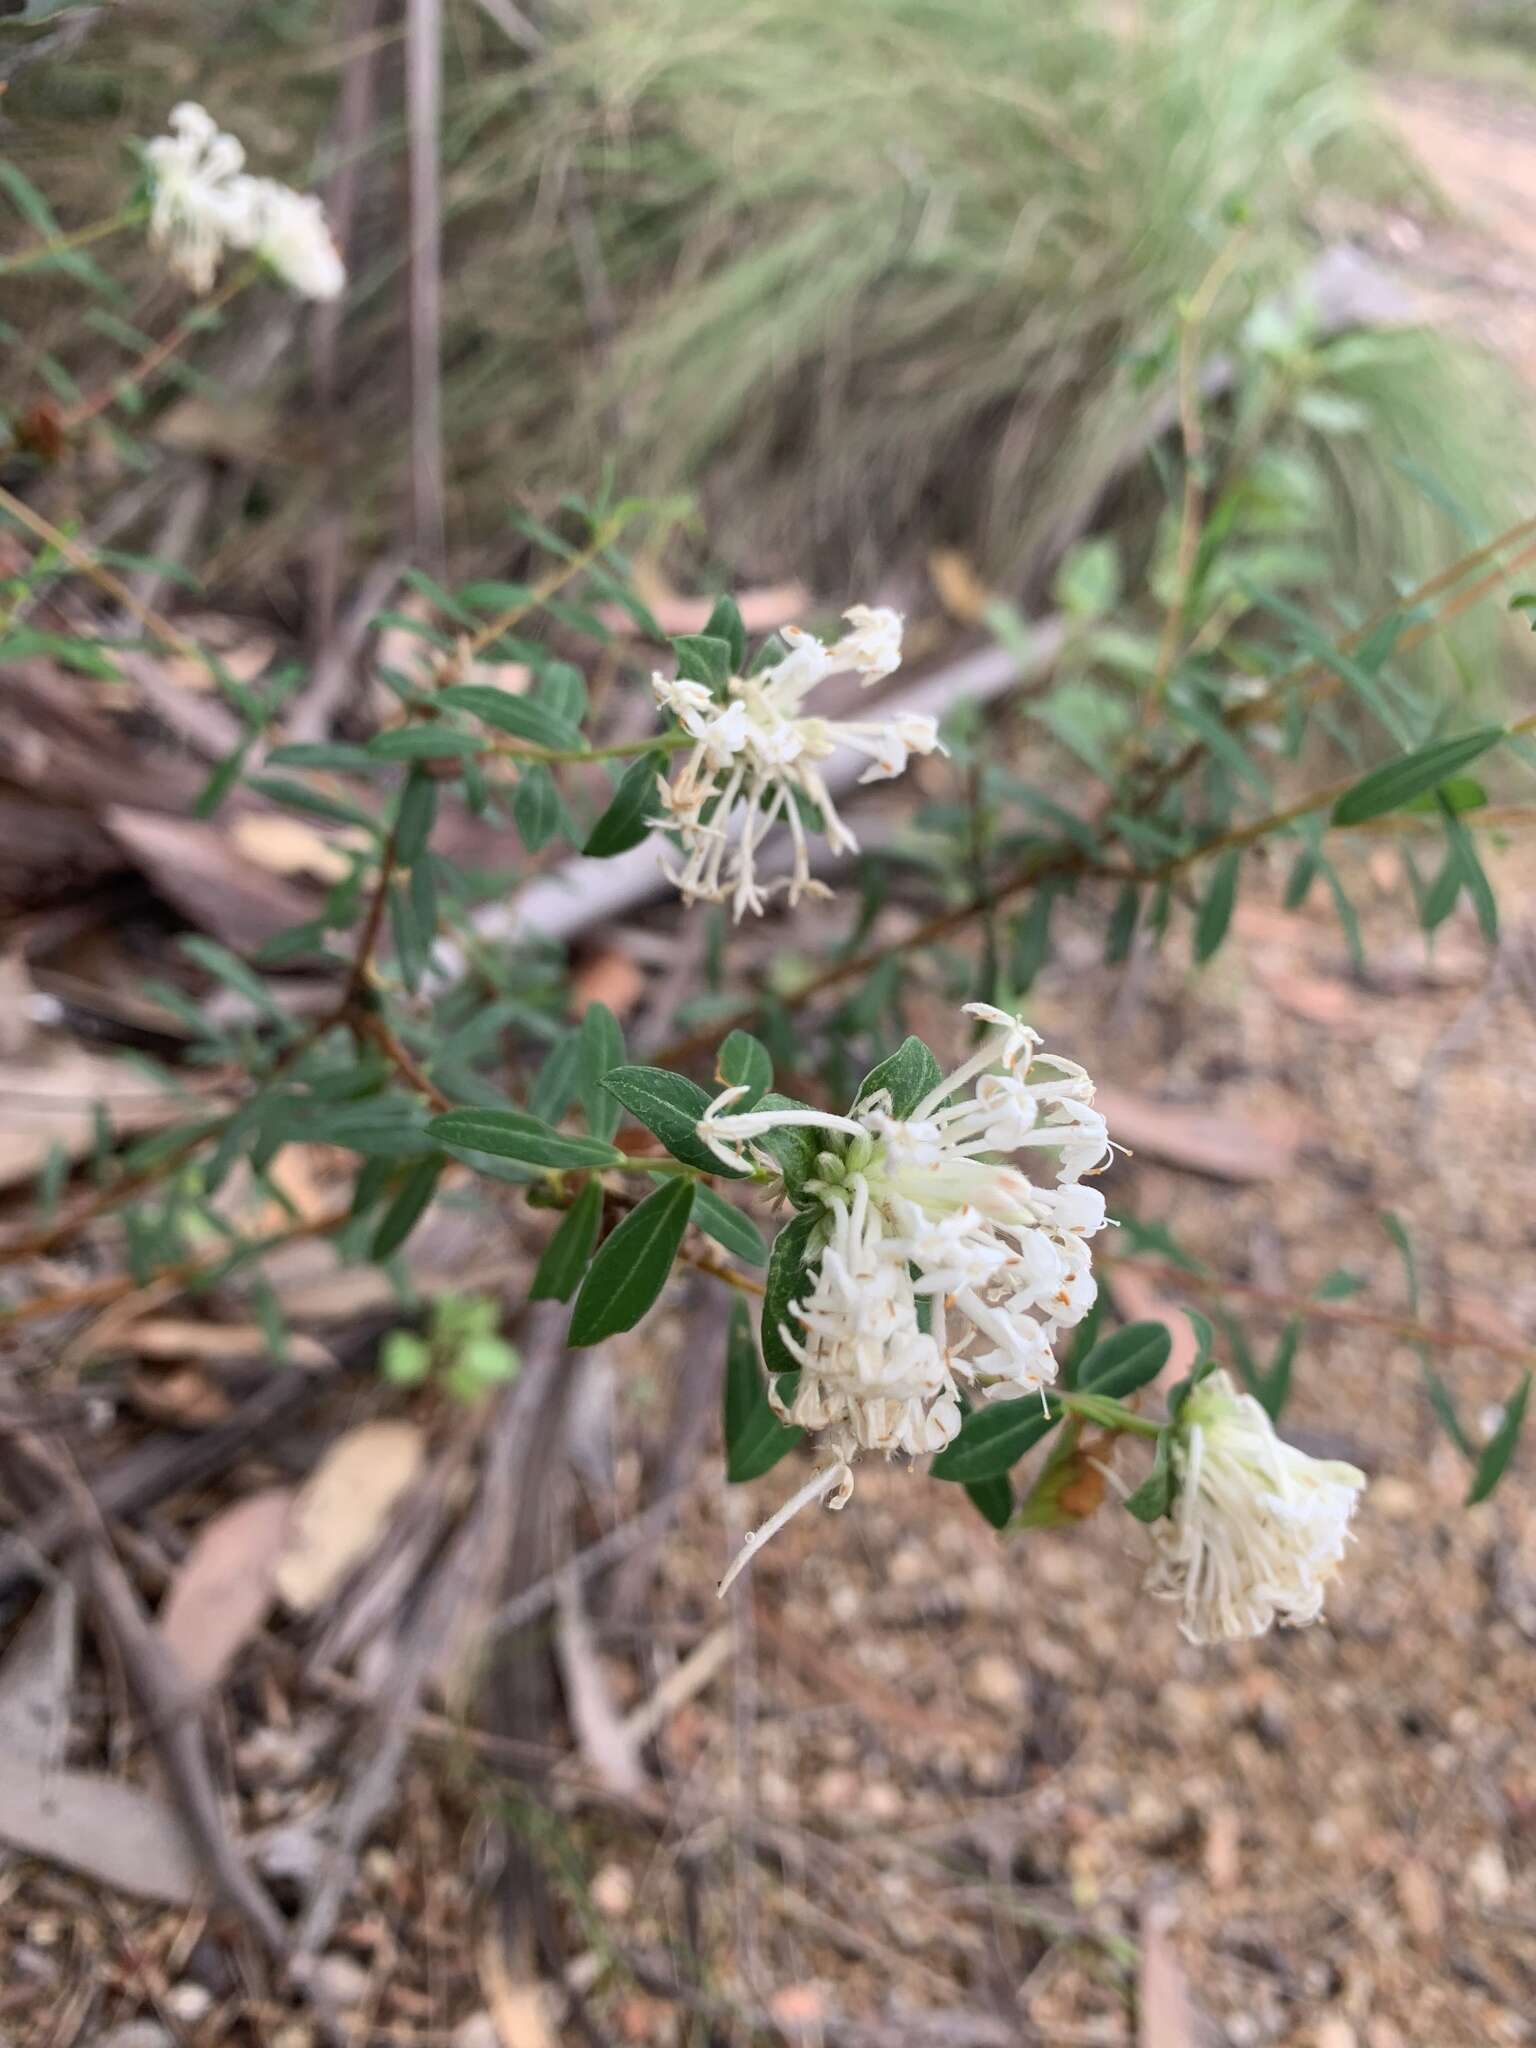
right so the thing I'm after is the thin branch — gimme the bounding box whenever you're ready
[1110,1251,1536,1372]
[404,0,446,561]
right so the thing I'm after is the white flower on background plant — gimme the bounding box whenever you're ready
[1144,1370,1365,1644]
[242,180,346,301]
[707,1005,1112,1590]
[145,103,260,295]
[144,104,345,301]
[651,605,941,919]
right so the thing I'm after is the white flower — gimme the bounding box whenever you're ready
[651,605,940,919]
[144,105,345,301]
[1144,1370,1365,1645]
[242,180,346,301]
[144,103,260,294]
[707,1007,1113,1588]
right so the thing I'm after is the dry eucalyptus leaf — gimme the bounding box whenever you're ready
[275,1421,426,1613]
[0,1585,77,1769]
[0,1762,201,1905]
[158,1488,295,1693]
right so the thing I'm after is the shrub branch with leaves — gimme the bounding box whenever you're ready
[2,109,1533,1656]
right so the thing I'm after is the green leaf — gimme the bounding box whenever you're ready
[584,752,664,858]
[179,936,290,1029]
[427,1108,623,1171]
[1467,1375,1531,1506]
[578,1004,626,1142]
[1076,1321,1172,1399]
[1010,883,1058,996]
[761,1210,821,1376]
[1315,1268,1364,1300]
[389,877,428,992]
[1121,1430,1175,1522]
[703,597,747,675]
[715,1029,772,1109]
[371,1158,444,1260]
[366,726,485,763]
[1105,881,1140,965]
[1247,1317,1299,1422]
[512,763,563,852]
[1404,777,1487,816]
[929,1396,1061,1484]
[723,1300,804,1482]
[529,1031,582,1125]
[529,1178,604,1302]
[569,1176,696,1346]
[745,1091,823,1197]
[1194,848,1241,965]
[1420,1359,1475,1462]
[434,684,583,752]
[1380,1209,1419,1314]
[246,775,379,833]
[1330,727,1506,826]
[0,160,59,236]
[268,1098,434,1158]
[854,1036,941,1118]
[600,1065,748,1178]
[964,1475,1014,1530]
[673,633,734,691]
[690,1182,768,1266]
[394,769,439,865]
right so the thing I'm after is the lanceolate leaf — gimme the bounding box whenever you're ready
[370,1157,444,1261]
[1121,1429,1175,1522]
[1194,848,1241,965]
[578,1003,626,1141]
[585,752,666,858]
[929,1396,1061,1484]
[1076,1321,1172,1399]
[600,1065,749,1178]
[690,1182,768,1265]
[746,1092,824,1198]
[723,1300,804,1482]
[965,1474,1014,1530]
[529,1178,604,1302]
[569,1177,696,1346]
[1330,726,1506,826]
[434,683,583,752]
[760,1210,821,1377]
[1467,1374,1531,1505]
[854,1036,940,1117]
[715,1029,773,1109]
[426,1108,622,1171]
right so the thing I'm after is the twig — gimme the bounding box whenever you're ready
[1109,1250,1536,1371]
[62,264,256,433]
[0,481,205,663]
[0,1201,354,1332]
[405,0,446,562]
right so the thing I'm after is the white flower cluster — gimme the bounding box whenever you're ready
[144,104,346,301]
[1146,1370,1365,1644]
[651,606,942,919]
[705,1005,1112,1588]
